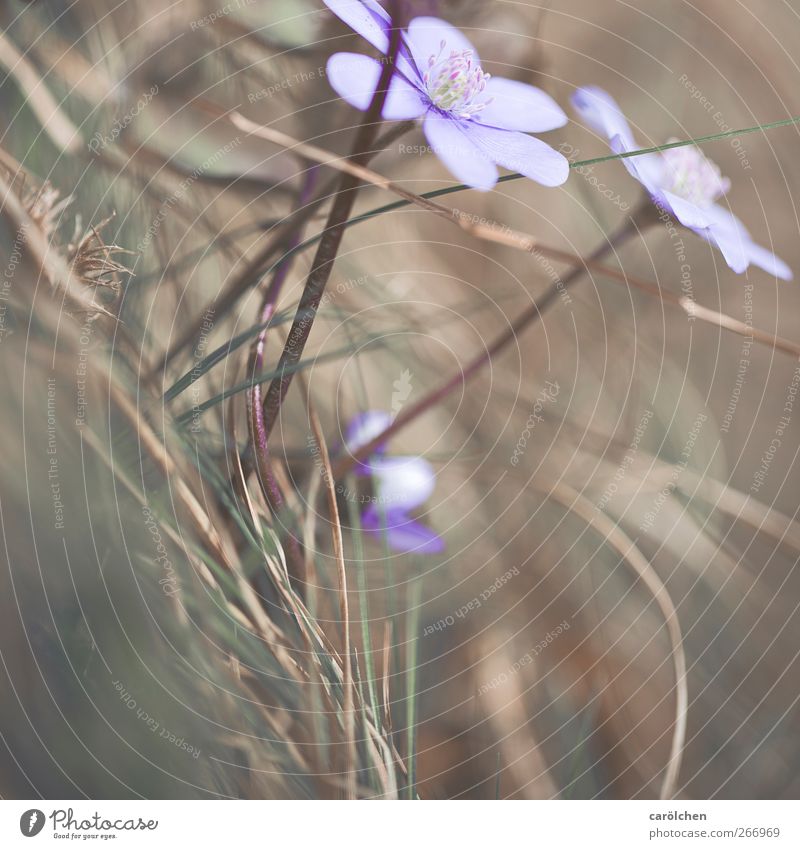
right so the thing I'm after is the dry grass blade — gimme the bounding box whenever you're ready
[303,467,323,616]
[308,406,357,800]
[0,31,82,153]
[576,414,800,554]
[67,216,133,296]
[545,483,688,800]
[0,168,306,674]
[222,106,800,359]
[109,387,306,673]
[0,172,113,317]
[296,444,397,798]
[679,298,800,358]
[231,386,348,686]
[475,643,560,799]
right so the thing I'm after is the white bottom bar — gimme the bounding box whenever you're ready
[1,800,797,847]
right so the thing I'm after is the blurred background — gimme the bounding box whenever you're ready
[1,0,800,799]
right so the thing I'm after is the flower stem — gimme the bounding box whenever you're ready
[259,10,405,441]
[246,170,320,589]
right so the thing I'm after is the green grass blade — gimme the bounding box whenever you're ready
[266,114,800,278]
[175,337,384,425]
[162,308,295,402]
[574,115,800,168]
[405,569,423,800]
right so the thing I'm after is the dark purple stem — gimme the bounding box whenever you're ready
[246,170,320,585]
[259,2,405,441]
[331,208,651,479]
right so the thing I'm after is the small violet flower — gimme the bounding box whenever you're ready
[345,410,444,554]
[571,86,792,279]
[323,0,570,190]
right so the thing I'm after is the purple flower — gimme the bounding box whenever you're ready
[345,409,393,474]
[323,0,569,190]
[344,410,444,554]
[571,86,792,279]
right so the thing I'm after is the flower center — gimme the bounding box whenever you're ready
[661,139,731,207]
[422,42,492,119]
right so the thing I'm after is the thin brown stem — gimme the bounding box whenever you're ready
[259,8,405,441]
[308,406,356,799]
[543,481,687,800]
[246,170,319,590]
[332,209,648,479]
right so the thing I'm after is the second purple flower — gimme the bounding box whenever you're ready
[571,86,792,279]
[345,410,444,554]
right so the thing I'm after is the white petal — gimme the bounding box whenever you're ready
[609,135,664,195]
[699,207,792,278]
[478,77,567,133]
[572,86,636,149]
[323,0,391,53]
[743,241,793,280]
[703,203,750,237]
[405,15,478,70]
[370,456,436,511]
[326,53,427,120]
[701,228,749,274]
[463,121,570,187]
[422,113,498,190]
[660,190,711,230]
